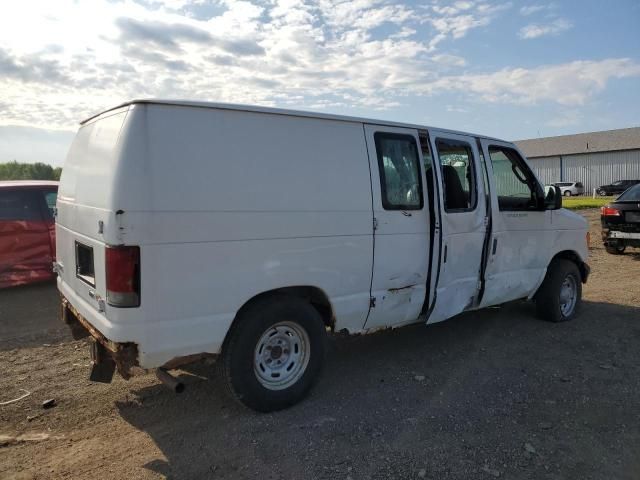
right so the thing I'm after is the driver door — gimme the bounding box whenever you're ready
[479,140,552,307]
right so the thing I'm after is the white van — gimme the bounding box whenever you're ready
[56,100,590,411]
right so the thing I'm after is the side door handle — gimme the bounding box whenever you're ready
[492,238,498,255]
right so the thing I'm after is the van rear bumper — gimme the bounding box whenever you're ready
[61,295,139,380]
[58,277,224,378]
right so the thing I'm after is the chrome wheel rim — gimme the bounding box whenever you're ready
[559,274,577,317]
[254,321,310,390]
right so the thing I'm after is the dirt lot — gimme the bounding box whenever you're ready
[1,209,639,480]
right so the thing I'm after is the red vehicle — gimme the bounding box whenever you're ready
[0,181,58,288]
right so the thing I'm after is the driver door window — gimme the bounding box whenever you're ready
[488,146,540,211]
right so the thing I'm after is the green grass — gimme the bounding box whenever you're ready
[561,196,614,210]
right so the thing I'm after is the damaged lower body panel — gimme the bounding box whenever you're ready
[61,296,139,383]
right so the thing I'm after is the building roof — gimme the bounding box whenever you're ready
[515,127,640,158]
[0,180,59,188]
[81,98,504,143]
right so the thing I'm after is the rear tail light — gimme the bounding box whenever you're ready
[105,246,140,307]
[600,206,620,216]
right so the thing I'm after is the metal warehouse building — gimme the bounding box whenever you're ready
[514,127,640,193]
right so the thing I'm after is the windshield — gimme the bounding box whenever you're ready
[617,184,640,201]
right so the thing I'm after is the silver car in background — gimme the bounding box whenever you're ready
[554,181,584,196]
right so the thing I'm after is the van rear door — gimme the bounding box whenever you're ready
[363,125,430,330]
[56,108,130,315]
[427,130,487,323]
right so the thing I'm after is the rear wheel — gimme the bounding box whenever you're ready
[535,259,582,322]
[219,295,326,412]
[597,189,607,196]
[605,244,625,255]
[564,191,571,197]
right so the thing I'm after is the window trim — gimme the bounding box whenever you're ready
[487,144,544,212]
[374,131,424,211]
[435,137,478,213]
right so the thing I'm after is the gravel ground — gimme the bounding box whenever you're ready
[1,209,639,480]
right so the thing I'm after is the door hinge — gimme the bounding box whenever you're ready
[477,280,482,291]
[483,216,489,227]
[373,217,378,231]
[369,296,376,308]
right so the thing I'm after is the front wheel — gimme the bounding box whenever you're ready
[564,191,571,197]
[219,295,326,412]
[535,259,582,322]
[597,189,607,196]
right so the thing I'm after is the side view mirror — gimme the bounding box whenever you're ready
[544,185,562,210]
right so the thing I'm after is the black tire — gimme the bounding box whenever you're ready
[564,191,571,197]
[219,295,326,412]
[605,244,625,255]
[535,259,582,322]
[597,189,607,196]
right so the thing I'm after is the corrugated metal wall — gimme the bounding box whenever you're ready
[528,156,561,185]
[563,150,640,192]
[528,149,640,193]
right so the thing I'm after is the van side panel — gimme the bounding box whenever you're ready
[137,105,374,365]
[59,104,375,368]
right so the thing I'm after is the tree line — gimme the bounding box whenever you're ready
[0,161,62,181]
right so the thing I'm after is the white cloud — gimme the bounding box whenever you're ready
[519,3,555,16]
[426,1,512,50]
[426,59,640,106]
[519,18,572,39]
[0,0,634,133]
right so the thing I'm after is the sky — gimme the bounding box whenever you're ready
[0,0,639,166]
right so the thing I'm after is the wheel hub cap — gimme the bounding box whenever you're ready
[559,275,577,316]
[254,321,310,391]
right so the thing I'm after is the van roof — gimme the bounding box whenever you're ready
[82,99,504,143]
[0,180,59,189]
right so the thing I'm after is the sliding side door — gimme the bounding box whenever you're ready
[363,124,430,330]
[427,130,487,323]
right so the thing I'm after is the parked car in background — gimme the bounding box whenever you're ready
[0,181,58,288]
[554,181,584,196]
[601,183,640,254]
[596,180,640,196]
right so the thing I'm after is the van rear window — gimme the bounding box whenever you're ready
[75,242,95,287]
[0,190,42,221]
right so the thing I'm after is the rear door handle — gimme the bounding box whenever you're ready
[492,238,498,255]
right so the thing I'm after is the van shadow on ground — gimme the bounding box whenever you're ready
[0,281,70,351]
[117,300,640,480]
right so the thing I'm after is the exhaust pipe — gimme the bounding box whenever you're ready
[156,368,185,393]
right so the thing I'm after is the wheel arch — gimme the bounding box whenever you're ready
[549,250,589,283]
[222,286,335,349]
